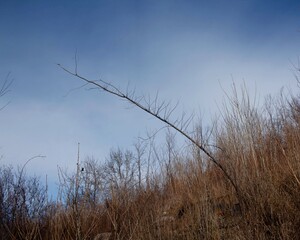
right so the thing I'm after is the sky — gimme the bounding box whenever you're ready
[0,0,300,198]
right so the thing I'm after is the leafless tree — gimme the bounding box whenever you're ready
[81,157,105,206]
[133,140,147,190]
[104,148,137,197]
[0,163,48,238]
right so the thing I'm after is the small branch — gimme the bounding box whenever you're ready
[0,72,13,97]
[19,155,46,182]
[0,73,14,111]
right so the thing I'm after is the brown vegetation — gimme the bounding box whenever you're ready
[1,81,300,239]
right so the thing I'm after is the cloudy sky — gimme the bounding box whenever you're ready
[1,0,300,197]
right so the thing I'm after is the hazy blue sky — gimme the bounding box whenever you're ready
[1,0,300,198]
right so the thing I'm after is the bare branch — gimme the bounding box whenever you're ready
[63,82,90,97]
[0,73,13,97]
[18,155,46,190]
[59,64,241,202]
[0,73,13,111]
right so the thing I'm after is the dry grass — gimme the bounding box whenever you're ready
[1,85,300,239]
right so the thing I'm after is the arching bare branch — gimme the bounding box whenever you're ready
[59,64,241,202]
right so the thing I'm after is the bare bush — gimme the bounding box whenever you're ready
[0,164,48,239]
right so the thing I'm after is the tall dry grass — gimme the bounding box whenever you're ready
[1,84,300,239]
